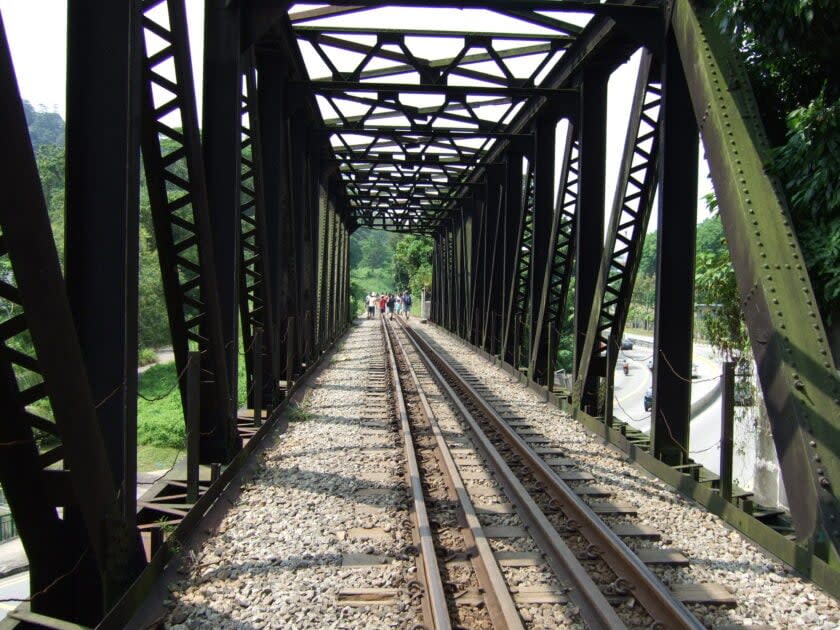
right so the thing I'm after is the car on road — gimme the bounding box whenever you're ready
[621,337,634,350]
[644,388,653,411]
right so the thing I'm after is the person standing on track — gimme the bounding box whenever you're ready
[387,293,396,320]
[366,292,376,319]
[378,293,387,319]
[402,290,412,320]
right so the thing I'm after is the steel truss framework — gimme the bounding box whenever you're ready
[1,0,840,627]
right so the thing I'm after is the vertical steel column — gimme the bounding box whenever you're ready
[459,205,473,339]
[286,108,307,375]
[468,195,485,345]
[65,0,140,527]
[481,165,505,352]
[651,33,698,464]
[528,115,556,384]
[316,183,329,347]
[238,50,277,407]
[431,236,440,323]
[575,69,608,413]
[202,0,241,407]
[257,51,291,389]
[499,150,525,366]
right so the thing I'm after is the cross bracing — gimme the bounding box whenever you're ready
[289,1,601,231]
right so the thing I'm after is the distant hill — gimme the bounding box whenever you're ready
[23,100,64,150]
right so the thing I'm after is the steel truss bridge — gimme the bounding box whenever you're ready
[0,0,838,627]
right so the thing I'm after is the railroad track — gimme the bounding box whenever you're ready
[385,316,731,629]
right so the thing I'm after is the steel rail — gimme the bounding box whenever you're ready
[380,318,452,630]
[387,319,525,630]
[401,321,706,629]
[393,318,626,629]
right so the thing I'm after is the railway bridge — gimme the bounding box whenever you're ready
[1,0,839,628]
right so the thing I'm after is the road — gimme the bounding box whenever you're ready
[0,571,28,621]
[612,335,724,474]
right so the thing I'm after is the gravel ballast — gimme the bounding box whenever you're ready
[413,321,840,629]
[160,315,840,628]
[163,319,419,629]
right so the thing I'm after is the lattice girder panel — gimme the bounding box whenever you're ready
[239,50,278,407]
[140,0,238,462]
[573,51,661,404]
[502,163,535,367]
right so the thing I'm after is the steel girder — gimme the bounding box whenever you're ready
[573,52,662,413]
[0,15,145,624]
[672,0,840,564]
[239,51,279,409]
[140,0,239,463]
[502,162,535,372]
[532,127,579,390]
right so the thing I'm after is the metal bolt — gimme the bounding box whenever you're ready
[820,477,831,488]
[810,440,817,448]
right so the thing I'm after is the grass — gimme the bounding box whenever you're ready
[135,341,254,472]
[137,362,185,449]
[287,402,314,422]
[137,444,183,473]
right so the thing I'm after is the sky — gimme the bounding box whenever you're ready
[0,1,713,233]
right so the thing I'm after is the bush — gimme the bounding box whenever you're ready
[138,347,158,367]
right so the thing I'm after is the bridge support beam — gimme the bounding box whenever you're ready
[575,69,608,414]
[65,0,141,530]
[651,33,698,465]
[203,0,242,408]
[528,114,557,385]
[481,166,503,353]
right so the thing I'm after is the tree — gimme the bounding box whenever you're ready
[393,235,433,296]
[714,0,840,354]
[23,101,65,150]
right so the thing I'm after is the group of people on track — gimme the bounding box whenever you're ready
[365,290,412,321]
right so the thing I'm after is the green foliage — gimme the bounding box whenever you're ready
[138,347,158,367]
[287,402,314,422]
[638,231,658,277]
[694,250,749,360]
[23,101,65,150]
[695,215,726,258]
[393,234,433,299]
[137,362,185,449]
[714,0,840,326]
[772,94,840,315]
[139,224,170,349]
[348,227,398,314]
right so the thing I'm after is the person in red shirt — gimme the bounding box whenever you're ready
[378,294,388,318]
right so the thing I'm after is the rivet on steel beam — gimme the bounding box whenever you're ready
[811,441,818,448]
[820,477,831,488]
[795,380,805,390]
[815,455,822,462]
